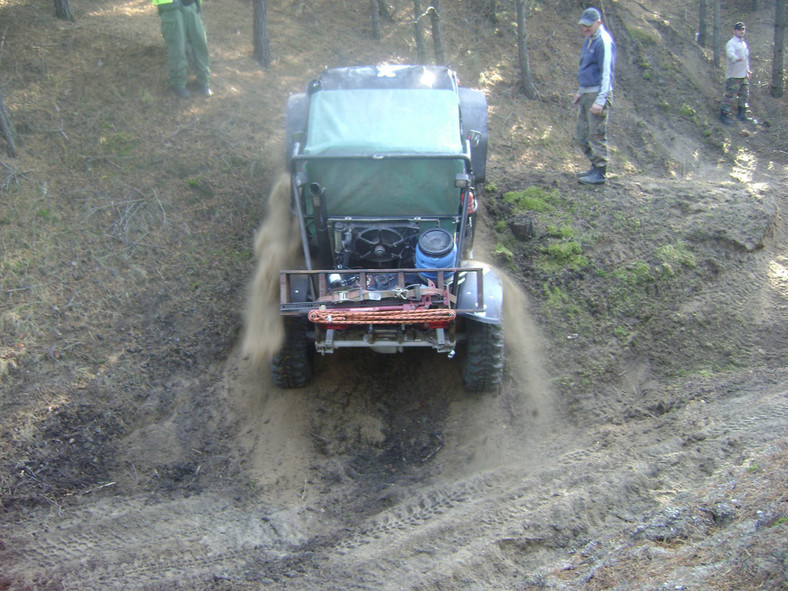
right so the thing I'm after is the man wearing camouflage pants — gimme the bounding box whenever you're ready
[152,0,212,98]
[720,22,753,125]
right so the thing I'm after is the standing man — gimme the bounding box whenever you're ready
[573,7,616,185]
[720,22,752,125]
[151,0,212,98]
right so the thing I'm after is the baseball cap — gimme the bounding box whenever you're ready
[579,7,601,26]
[733,22,745,30]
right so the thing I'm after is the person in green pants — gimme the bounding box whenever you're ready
[151,0,211,98]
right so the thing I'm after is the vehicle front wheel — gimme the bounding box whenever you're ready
[462,320,504,392]
[270,317,313,388]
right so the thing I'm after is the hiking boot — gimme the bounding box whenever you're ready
[197,85,213,97]
[737,106,755,124]
[578,166,606,185]
[719,109,733,125]
[576,165,595,178]
[174,87,190,98]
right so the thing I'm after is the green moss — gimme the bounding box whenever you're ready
[613,326,629,340]
[679,104,701,126]
[545,224,575,239]
[538,240,588,272]
[503,186,558,213]
[656,241,696,268]
[614,261,653,286]
[629,27,659,46]
[493,242,514,263]
[542,284,584,321]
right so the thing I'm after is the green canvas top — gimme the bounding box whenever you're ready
[303,88,464,156]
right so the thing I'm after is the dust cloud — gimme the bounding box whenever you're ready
[241,174,302,367]
[439,268,556,478]
[501,272,555,426]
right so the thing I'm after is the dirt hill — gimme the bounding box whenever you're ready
[0,0,786,589]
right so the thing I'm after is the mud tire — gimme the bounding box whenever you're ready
[271,317,313,388]
[285,93,308,169]
[462,320,504,392]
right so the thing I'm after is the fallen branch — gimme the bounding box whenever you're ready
[78,481,116,496]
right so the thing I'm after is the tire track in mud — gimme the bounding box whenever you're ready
[0,494,316,590]
[273,379,788,589]
[2,377,784,590]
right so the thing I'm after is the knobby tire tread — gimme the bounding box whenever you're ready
[271,317,313,389]
[462,320,504,392]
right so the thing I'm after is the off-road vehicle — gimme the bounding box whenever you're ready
[274,65,504,391]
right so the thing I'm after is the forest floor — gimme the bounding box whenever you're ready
[0,0,786,589]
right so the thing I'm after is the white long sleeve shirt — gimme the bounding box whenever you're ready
[725,36,750,79]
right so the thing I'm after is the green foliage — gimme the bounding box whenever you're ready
[538,240,588,272]
[545,223,574,239]
[613,325,629,340]
[656,241,697,277]
[630,27,658,46]
[542,283,583,320]
[614,261,653,286]
[679,104,701,126]
[503,186,558,213]
[656,241,696,268]
[493,242,514,263]
[484,179,498,193]
[679,104,696,118]
[542,284,568,320]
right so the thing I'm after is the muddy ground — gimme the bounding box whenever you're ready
[0,0,787,589]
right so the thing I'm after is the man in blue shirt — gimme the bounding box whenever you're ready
[573,7,616,185]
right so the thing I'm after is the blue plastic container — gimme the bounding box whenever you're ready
[415,228,456,282]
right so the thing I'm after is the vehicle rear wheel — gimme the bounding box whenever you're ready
[462,320,504,392]
[271,317,313,388]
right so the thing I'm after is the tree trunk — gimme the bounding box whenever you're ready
[712,0,721,68]
[253,0,271,67]
[371,0,381,40]
[53,0,74,22]
[429,1,446,65]
[515,0,537,99]
[377,0,393,21]
[0,87,17,157]
[414,0,427,64]
[772,0,786,98]
[698,0,707,47]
